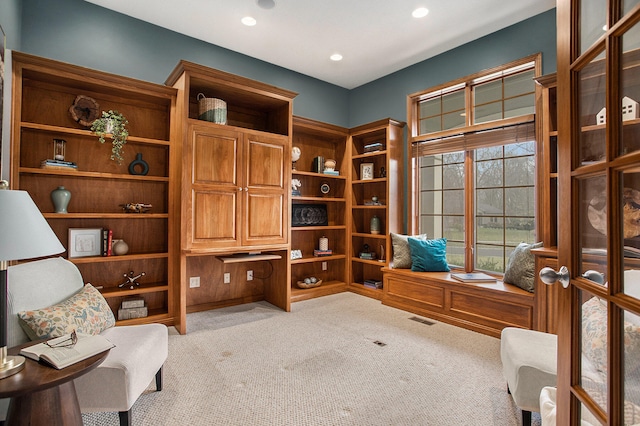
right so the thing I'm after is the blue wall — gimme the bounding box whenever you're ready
[5,0,556,128]
[0,0,21,50]
[349,9,557,128]
[17,0,350,127]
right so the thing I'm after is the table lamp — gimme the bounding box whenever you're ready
[0,181,64,378]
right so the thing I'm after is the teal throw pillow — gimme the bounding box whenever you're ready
[408,237,450,272]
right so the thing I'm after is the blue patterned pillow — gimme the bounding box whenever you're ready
[408,237,450,272]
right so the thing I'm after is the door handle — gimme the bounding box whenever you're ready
[539,266,570,288]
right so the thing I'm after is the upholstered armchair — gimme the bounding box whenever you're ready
[3,257,168,426]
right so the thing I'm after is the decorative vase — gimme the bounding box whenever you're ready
[112,239,129,256]
[51,186,71,213]
[319,236,329,251]
[370,215,381,235]
[128,152,149,176]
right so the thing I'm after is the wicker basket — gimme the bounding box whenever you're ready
[197,93,227,124]
[296,279,323,289]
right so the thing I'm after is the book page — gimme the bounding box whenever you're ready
[20,333,114,369]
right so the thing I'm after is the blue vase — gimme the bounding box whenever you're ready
[51,186,71,213]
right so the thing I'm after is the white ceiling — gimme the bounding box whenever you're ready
[85,0,556,89]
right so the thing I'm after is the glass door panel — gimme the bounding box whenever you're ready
[581,0,607,54]
[624,0,640,17]
[579,53,606,165]
[581,291,609,419]
[581,175,609,281]
[621,23,640,156]
[623,172,640,278]
[623,306,640,425]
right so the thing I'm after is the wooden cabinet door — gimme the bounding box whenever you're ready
[188,124,242,249]
[242,132,289,246]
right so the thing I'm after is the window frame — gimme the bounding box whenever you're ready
[407,54,541,272]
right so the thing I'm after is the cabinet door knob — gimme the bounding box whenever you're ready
[244,187,249,192]
[238,187,243,191]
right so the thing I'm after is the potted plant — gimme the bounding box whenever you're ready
[91,110,129,164]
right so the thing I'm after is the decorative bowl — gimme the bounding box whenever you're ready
[296,279,323,289]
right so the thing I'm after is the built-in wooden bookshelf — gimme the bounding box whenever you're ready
[10,52,181,330]
[349,119,405,299]
[290,116,350,302]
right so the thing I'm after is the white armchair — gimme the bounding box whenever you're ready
[4,257,168,426]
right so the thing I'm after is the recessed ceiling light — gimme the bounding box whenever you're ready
[257,0,276,9]
[242,16,257,26]
[330,53,343,61]
[412,7,429,18]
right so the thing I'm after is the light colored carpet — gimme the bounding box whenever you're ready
[82,292,541,425]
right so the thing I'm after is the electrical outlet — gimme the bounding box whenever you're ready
[247,270,253,281]
[223,273,231,284]
[189,276,200,288]
[322,262,328,271]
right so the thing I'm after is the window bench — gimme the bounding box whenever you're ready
[381,268,536,338]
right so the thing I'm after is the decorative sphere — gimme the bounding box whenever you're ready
[310,277,317,283]
[292,146,301,162]
[304,277,311,284]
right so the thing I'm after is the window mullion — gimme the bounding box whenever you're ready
[465,149,475,272]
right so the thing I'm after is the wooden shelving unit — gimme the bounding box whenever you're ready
[348,118,405,299]
[166,61,297,324]
[290,116,350,302]
[10,52,180,330]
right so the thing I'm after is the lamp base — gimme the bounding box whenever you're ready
[0,346,25,379]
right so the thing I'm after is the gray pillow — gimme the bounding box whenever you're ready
[503,241,543,292]
[391,233,427,268]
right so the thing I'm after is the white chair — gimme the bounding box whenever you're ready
[4,257,168,426]
[501,327,558,426]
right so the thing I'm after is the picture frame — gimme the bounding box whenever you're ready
[68,228,102,258]
[360,162,374,180]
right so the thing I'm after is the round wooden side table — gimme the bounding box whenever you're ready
[0,343,109,426]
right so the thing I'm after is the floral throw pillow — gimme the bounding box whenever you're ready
[582,296,640,375]
[18,283,115,340]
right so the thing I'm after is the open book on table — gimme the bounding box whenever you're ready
[19,332,114,369]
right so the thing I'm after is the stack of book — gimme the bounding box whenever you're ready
[41,159,78,171]
[364,142,384,153]
[359,251,376,260]
[118,297,148,320]
[364,279,382,289]
[323,169,339,176]
[313,249,333,257]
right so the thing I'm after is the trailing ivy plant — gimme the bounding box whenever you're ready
[91,110,129,164]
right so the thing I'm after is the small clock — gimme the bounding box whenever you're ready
[320,182,330,195]
[69,95,100,127]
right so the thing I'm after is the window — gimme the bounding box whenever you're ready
[408,55,540,273]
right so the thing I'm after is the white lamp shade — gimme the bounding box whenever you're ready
[0,190,64,261]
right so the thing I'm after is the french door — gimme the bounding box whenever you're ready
[556,1,640,424]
